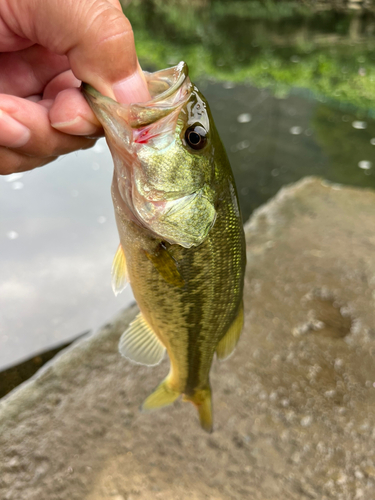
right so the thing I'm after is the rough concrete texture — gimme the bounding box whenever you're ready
[1,177,375,500]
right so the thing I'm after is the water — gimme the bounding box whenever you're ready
[0,142,134,369]
[205,82,375,218]
[1,1,375,371]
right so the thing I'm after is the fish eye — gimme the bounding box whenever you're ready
[185,125,207,150]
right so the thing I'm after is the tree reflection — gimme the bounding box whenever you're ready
[124,0,375,112]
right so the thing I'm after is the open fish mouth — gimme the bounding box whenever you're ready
[82,61,191,131]
[127,61,190,128]
[81,62,194,169]
[83,62,216,248]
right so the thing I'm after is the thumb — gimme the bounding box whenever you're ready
[1,0,150,103]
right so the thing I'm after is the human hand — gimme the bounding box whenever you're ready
[0,0,150,175]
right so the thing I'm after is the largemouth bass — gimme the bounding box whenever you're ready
[83,62,246,432]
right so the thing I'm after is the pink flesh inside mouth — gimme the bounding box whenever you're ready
[134,129,161,144]
[133,106,182,145]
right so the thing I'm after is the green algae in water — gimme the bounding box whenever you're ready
[123,0,375,114]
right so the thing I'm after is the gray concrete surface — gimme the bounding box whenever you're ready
[1,177,375,499]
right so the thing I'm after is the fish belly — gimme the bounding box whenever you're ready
[114,192,245,396]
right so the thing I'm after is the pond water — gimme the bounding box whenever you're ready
[1,1,375,372]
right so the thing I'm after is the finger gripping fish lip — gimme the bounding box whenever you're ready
[83,62,192,132]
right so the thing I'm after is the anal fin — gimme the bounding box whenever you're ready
[216,302,244,360]
[119,313,166,366]
[112,244,129,296]
[142,376,179,410]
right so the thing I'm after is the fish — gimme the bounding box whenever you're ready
[82,62,246,432]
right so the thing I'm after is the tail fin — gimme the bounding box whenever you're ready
[142,377,213,433]
[183,386,213,433]
[142,376,180,411]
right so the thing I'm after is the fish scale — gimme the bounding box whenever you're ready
[83,62,246,432]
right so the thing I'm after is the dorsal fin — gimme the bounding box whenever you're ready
[119,313,166,366]
[112,244,129,296]
[216,302,244,360]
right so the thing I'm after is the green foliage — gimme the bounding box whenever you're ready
[122,0,375,113]
[211,0,312,20]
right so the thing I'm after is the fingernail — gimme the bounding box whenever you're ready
[113,70,151,104]
[0,110,31,148]
[51,116,99,135]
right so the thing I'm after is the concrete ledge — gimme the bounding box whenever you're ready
[1,177,375,499]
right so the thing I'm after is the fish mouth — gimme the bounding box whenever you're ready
[82,61,191,131]
[82,61,188,100]
[145,61,189,101]
[81,82,99,98]
[82,63,214,247]
[82,62,192,164]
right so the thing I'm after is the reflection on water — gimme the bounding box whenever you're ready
[128,0,375,112]
[1,0,375,375]
[204,82,375,218]
[0,142,134,370]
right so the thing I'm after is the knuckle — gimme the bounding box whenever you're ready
[0,148,23,174]
[28,138,55,158]
[87,3,133,46]
[49,136,96,157]
[81,138,98,150]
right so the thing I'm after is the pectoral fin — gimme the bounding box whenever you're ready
[119,313,166,366]
[144,244,185,288]
[216,302,244,360]
[112,244,129,296]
